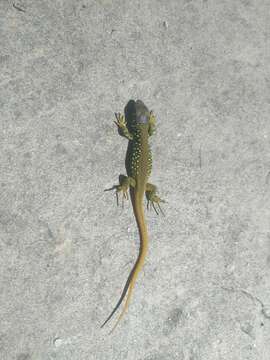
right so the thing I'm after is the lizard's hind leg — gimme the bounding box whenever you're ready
[145,183,165,215]
[106,175,136,207]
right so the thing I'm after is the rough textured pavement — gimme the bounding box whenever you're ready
[1,1,270,359]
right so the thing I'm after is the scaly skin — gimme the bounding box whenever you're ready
[101,100,164,333]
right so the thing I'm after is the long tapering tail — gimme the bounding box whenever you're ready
[101,188,148,332]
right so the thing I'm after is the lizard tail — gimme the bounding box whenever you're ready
[109,190,148,333]
[101,189,148,332]
[100,262,135,329]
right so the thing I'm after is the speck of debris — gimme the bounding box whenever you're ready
[163,21,168,29]
[53,337,63,347]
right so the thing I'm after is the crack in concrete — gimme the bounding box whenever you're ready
[221,286,270,321]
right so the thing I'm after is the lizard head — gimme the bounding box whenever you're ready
[135,100,150,124]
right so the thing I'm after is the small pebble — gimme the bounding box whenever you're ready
[163,21,168,29]
[53,338,63,347]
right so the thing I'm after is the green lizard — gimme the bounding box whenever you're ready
[101,100,165,332]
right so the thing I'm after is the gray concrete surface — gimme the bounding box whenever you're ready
[1,0,270,359]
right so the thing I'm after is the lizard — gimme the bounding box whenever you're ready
[101,99,165,333]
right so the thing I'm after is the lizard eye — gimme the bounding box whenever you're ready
[137,115,148,124]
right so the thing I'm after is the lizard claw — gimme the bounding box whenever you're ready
[116,186,129,208]
[146,196,165,216]
[114,113,126,128]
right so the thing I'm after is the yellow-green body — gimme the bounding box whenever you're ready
[101,100,164,332]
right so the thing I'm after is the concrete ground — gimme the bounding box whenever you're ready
[1,0,270,359]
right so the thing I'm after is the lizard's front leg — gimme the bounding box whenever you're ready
[148,110,156,136]
[114,113,133,140]
[145,182,165,215]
